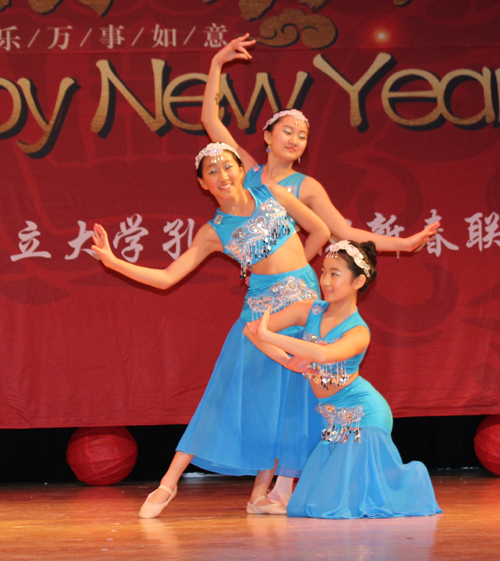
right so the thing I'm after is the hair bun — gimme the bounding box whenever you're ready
[360,241,377,268]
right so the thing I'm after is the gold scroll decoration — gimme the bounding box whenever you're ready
[256,8,337,49]
[239,0,276,22]
[27,0,113,16]
[298,0,330,11]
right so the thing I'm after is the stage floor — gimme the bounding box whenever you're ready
[1,470,499,561]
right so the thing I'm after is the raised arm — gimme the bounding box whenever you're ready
[300,177,440,253]
[91,222,222,290]
[201,34,257,173]
[268,182,330,261]
[251,306,370,364]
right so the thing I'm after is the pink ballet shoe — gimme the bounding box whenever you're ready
[246,495,287,515]
[267,490,291,507]
[138,484,177,519]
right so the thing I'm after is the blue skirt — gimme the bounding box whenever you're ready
[176,265,323,476]
[287,377,443,519]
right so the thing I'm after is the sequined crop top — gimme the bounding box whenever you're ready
[243,165,307,199]
[303,300,369,389]
[208,184,294,278]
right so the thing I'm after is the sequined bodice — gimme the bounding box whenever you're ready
[303,301,369,389]
[208,184,294,278]
[243,165,306,199]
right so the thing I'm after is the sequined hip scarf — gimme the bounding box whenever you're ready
[247,276,318,320]
[316,403,364,444]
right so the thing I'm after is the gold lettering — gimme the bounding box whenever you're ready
[17,77,79,157]
[313,53,394,129]
[220,71,312,131]
[381,69,442,127]
[382,68,494,128]
[162,71,312,133]
[162,73,205,132]
[0,78,24,137]
[91,59,167,136]
[440,68,494,126]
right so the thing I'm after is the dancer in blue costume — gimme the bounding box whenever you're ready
[245,240,442,519]
[202,34,441,505]
[91,142,330,517]
[201,34,440,251]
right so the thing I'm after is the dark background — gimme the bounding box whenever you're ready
[0,416,486,483]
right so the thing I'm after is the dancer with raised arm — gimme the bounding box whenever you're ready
[92,142,329,517]
[201,34,439,252]
[245,240,442,518]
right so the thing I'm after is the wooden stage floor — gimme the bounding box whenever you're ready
[1,471,499,561]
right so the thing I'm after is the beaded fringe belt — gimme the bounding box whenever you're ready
[316,403,363,444]
[302,327,353,389]
[247,277,318,320]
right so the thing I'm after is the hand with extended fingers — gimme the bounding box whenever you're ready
[91,223,117,268]
[212,33,256,67]
[406,220,440,252]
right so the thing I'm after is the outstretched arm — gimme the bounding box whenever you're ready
[251,306,370,364]
[201,33,257,173]
[300,177,440,252]
[91,222,222,290]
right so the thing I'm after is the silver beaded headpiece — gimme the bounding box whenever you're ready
[263,109,309,130]
[326,240,371,278]
[194,142,241,170]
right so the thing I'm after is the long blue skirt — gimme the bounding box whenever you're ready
[176,265,323,476]
[287,377,443,519]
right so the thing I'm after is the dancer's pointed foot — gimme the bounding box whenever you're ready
[138,485,177,519]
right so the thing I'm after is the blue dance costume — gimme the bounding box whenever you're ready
[176,184,322,476]
[287,300,442,519]
[244,164,306,199]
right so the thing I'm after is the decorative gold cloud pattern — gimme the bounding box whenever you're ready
[257,8,337,49]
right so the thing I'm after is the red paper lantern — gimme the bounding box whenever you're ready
[474,415,500,476]
[67,426,138,485]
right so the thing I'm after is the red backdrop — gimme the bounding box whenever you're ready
[1,0,499,428]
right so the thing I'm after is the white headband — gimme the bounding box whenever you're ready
[195,142,241,170]
[263,109,309,130]
[326,240,371,278]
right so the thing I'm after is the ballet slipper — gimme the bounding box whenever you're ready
[138,484,177,519]
[246,495,287,515]
[267,489,291,507]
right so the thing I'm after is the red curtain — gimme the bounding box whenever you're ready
[1,0,499,427]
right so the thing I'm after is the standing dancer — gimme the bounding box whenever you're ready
[245,240,442,518]
[92,142,330,516]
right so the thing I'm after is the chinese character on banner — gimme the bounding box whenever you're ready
[0,26,21,51]
[425,209,459,257]
[163,218,195,259]
[48,25,73,50]
[99,25,125,49]
[465,212,500,251]
[113,214,149,263]
[65,221,96,260]
[152,25,177,47]
[204,23,227,48]
[10,221,52,262]
[367,213,405,238]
